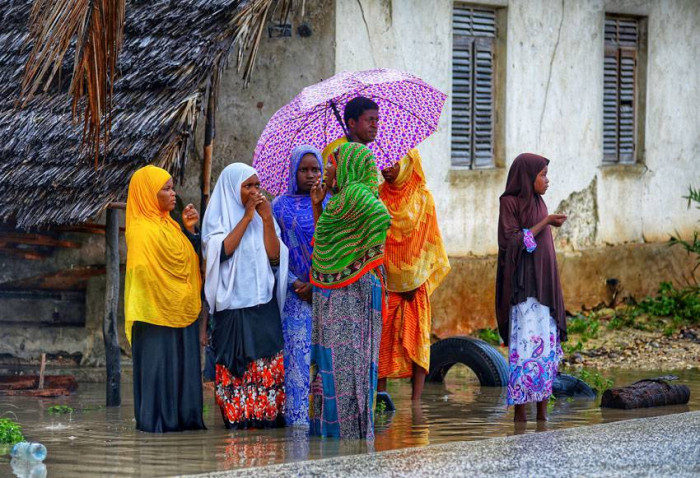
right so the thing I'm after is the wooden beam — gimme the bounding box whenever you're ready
[0,233,81,249]
[200,71,218,217]
[103,208,121,407]
[108,202,127,210]
[57,223,125,235]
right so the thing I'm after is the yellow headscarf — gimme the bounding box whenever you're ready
[379,149,450,294]
[124,165,201,344]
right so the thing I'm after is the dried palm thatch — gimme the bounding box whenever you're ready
[0,0,293,229]
[19,0,126,166]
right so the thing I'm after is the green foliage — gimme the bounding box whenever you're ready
[476,328,501,346]
[605,282,699,333]
[0,418,24,445]
[47,405,74,415]
[202,404,210,416]
[573,369,613,393]
[376,400,387,414]
[547,394,556,413]
[562,340,584,355]
[669,186,700,276]
[637,282,700,324]
[568,315,600,340]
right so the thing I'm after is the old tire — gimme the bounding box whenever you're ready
[552,373,597,399]
[427,336,508,387]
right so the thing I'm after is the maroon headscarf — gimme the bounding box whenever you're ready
[495,153,567,346]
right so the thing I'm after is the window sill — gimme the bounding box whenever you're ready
[599,162,648,177]
[448,167,506,187]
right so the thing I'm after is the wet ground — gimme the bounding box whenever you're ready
[0,367,698,477]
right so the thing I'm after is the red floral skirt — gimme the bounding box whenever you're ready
[215,351,286,429]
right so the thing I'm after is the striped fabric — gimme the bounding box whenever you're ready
[311,143,391,289]
[379,149,450,294]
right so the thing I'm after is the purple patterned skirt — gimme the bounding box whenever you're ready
[507,297,563,405]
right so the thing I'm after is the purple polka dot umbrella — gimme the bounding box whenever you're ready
[252,68,447,195]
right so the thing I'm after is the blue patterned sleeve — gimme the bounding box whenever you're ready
[523,229,537,253]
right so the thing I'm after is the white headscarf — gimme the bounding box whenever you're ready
[202,163,288,314]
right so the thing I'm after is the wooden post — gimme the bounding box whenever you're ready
[38,353,46,389]
[103,208,121,407]
[200,82,216,216]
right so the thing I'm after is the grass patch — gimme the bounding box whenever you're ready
[0,418,23,445]
[476,328,501,346]
[573,369,613,393]
[47,405,74,415]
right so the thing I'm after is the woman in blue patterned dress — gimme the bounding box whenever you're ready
[272,146,326,427]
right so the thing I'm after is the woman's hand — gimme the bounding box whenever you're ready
[547,214,568,227]
[310,178,327,206]
[244,193,262,220]
[255,193,273,221]
[293,280,313,303]
[325,160,337,190]
[200,327,208,347]
[182,203,200,233]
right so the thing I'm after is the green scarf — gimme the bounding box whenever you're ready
[311,143,391,288]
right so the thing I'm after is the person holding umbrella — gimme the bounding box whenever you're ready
[321,96,379,164]
[253,69,446,199]
[308,142,391,440]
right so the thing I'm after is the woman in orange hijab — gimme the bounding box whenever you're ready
[377,150,450,401]
[125,165,205,433]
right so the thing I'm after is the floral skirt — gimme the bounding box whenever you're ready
[309,268,384,440]
[215,351,286,429]
[507,297,563,406]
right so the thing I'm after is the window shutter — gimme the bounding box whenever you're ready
[451,5,496,168]
[473,37,494,168]
[603,16,638,164]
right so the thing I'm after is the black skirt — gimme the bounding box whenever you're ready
[131,320,206,433]
[212,295,284,377]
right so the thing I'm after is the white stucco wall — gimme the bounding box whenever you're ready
[335,0,700,256]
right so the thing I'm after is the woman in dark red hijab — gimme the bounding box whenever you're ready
[495,153,568,422]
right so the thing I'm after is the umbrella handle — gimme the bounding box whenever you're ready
[329,100,350,139]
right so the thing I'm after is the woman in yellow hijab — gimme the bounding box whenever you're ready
[125,165,205,433]
[377,150,450,401]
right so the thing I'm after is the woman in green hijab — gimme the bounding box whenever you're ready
[308,142,391,440]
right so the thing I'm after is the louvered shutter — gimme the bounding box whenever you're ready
[451,5,496,168]
[603,16,638,164]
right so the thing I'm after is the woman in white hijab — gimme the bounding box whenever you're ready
[202,163,289,429]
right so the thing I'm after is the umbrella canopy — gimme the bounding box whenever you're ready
[253,68,446,195]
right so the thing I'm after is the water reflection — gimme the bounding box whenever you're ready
[0,367,697,477]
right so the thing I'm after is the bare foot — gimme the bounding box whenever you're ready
[536,400,548,421]
[514,404,527,422]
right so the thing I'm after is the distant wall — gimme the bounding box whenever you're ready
[335,0,700,333]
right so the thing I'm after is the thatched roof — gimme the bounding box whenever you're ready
[0,0,281,229]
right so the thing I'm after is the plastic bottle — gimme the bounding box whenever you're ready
[10,457,47,478]
[10,442,47,462]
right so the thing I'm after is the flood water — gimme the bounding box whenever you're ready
[1,367,698,477]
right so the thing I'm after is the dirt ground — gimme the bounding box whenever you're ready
[561,325,700,371]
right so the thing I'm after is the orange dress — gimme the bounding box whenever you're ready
[378,150,450,378]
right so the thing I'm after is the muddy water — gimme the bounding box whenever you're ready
[0,367,698,477]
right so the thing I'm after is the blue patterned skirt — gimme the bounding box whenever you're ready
[507,297,563,406]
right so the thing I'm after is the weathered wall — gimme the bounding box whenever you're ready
[177,0,336,206]
[335,0,700,332]
[0,1,336,362]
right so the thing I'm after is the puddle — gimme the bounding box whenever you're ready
[0,367,698,477]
